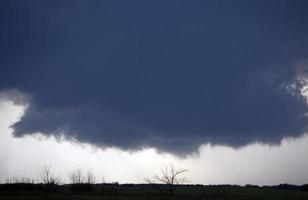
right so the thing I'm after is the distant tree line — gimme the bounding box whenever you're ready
[3,165,307,196]
[2,164,188,195]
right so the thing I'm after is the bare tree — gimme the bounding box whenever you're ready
[147,164,188,196]
[6,176,35,184]
[69,168,84,184]
[85,169,96,184]
[40,165,60,185]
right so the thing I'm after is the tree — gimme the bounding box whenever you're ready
[69,168,84,184]
[6,176,35,184]
[147,164,188,196]
[85,169,96,184]
[69,168,97,192]
[40,165,60,185]
[69,168,97,185]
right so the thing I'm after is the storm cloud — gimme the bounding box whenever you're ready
[1,0,308,154]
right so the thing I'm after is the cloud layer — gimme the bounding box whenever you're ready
[1,1,308,154]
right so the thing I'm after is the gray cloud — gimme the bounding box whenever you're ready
[1,0,308,154]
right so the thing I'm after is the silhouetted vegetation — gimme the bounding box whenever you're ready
[69,167,95,192]
[1,165,307,199]
[6,176,35,184]
[146,165,187,196]
[39,165,61,193]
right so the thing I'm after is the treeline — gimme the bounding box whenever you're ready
[5,165,109,185]
[1,165,308,195]
[0,182,124,194]
[1,164,188,195]
[2,165,117,194]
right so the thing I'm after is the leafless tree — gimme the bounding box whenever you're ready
[40,165,60,185]
[85,169,96,184]
[147,164,188,196]
[6,176,35,184]
[69,168,84,184]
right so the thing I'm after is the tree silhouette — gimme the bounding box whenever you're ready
[40,165,60,185]
[69,168,84,184]
[147,164,188,196]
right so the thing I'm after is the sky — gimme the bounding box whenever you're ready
[0,0,308,185]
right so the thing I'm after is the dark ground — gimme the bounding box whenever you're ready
[1,183,308,200]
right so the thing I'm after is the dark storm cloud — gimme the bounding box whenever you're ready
[1,0,308,154]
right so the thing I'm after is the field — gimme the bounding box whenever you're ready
[1,184,308,200]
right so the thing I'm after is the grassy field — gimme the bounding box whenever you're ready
[1,184,308,200]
